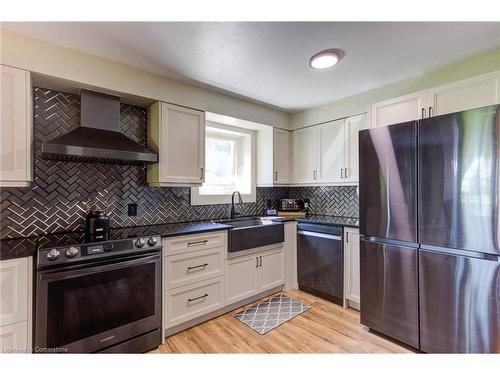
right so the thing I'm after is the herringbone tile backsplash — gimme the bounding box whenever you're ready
[289,186,358,218]
[0,88,358,239]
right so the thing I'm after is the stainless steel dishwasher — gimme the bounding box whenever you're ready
[297,223,343,305]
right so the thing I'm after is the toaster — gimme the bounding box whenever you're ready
[278,199,303,211]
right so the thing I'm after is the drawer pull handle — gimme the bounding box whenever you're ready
[187,263,208,270]
[188,240,208,246]
[188,293,208,302]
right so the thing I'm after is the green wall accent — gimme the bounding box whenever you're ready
[291,48,500,129]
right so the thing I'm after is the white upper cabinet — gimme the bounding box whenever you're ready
[273,128,291,184]
[0,65,32,187]
[369,90,427,128]
[369,70,500,128]
[293,126,318,183]
[147,102,205,187]
[343,114,368,183]
[292,114,366,185]
[317,119,345,183]
[426,70,500,116]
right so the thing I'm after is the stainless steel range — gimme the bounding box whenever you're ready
[34,229,162,353]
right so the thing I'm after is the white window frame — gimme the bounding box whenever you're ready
[191,122,256,205]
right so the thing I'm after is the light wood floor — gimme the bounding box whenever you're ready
[150,289,416,354]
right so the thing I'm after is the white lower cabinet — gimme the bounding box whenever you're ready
[0,257,32,353]
[163,231,227,332]
[344,228,360,309]
[258,248,285,291]
[225,247,284,306]
[225,254,260,305]
[0,321,28,353]
[163,230,285,336]
[283,221,298,291]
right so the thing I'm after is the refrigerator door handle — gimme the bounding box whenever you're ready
[361,236,419,249]
[420,244,500,262]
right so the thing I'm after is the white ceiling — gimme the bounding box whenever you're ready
[4,22,500,112]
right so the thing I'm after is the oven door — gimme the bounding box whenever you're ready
[35,252,161,353]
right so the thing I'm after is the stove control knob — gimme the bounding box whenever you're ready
[65,247,78,258]
[147,237,157,247]
[46,249,60,261]
[104,243,114,251]
[135,238,146,248]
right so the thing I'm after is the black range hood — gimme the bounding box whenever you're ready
[42,89,158,164]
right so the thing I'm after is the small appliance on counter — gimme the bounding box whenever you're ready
[278,198,303,211]
[277,199,306,218]
[85,209,110,242]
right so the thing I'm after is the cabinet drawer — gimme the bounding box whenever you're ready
[165,247,224,289]
[0,258,28,326]
[0,321,28,353]
[163,231,227,256]
[164,276,224,328]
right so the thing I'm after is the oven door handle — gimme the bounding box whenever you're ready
[38,253,161,280]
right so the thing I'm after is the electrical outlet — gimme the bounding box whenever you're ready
[127,203,137,217]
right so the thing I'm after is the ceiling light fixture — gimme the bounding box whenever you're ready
[309,49,344,70]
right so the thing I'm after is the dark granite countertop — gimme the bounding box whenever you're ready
[0,216,358,260]
[0,237,38,261]
[295,215,359,228]
[117,221,234,238]
[0,221,233,261]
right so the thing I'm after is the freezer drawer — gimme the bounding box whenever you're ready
[360,239,419,348]
[419,249,500,353]
[359,122,417,242]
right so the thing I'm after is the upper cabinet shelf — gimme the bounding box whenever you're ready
[147,102,205,187]
[0,65,33,188]
[369,70,500,128]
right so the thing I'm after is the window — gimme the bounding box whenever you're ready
[191,122,256,205]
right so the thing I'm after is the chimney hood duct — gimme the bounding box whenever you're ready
[42,89,158,164]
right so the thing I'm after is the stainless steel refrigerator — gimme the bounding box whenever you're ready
[359,105,500,353]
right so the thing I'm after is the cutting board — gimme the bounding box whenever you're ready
[277,211,307,218]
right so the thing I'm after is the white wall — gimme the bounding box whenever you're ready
[0,28,291,130]
[291,48,500,129]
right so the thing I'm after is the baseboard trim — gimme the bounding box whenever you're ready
[347,300,360,310]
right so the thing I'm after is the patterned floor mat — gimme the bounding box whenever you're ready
[234,294,311,335]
